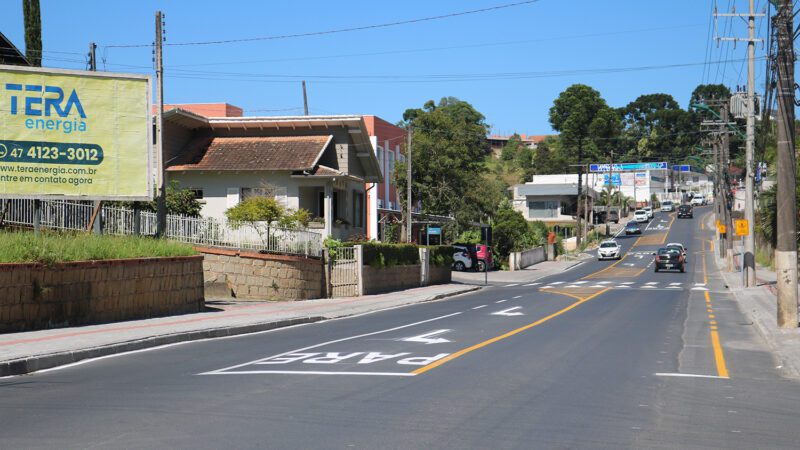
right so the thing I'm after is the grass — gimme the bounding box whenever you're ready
[755,246,775,271]
[0,231,198,265]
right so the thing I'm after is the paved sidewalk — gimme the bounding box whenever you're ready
[707,217,800,379]
[0,283,479,377]
[451,259,587,285]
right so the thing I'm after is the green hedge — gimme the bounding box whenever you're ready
[425,245,454,267]
[361,242,420,268]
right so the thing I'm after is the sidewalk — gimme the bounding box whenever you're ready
[0,283,480,377]
[710,235,800,379]
[451,259,587,285]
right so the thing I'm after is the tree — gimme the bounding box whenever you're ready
[549,84,617,244]
[618,93,694,162]
[225,197,311,246]
[23,0,42,67]
[492,200,530,261]
[396,97,490,234]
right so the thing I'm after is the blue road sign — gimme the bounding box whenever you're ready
[589,162,668,172]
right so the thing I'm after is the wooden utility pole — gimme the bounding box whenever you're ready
[405,127,413,243]
[773,0,798,327]
[302,80,309,116]
[155,11,167,237]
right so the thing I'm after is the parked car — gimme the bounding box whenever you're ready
[452,244,477,271]
[475,244,494,271]
[597,240,621,260]
[661,200,674,212]
[677,204,694,218]
[691,196,705,206]
[654,247,685,272]
[593,210,619,224]
[666,242,687,262]
[625,222,642,235]
[643,206,654,219]
[634,210,649,223]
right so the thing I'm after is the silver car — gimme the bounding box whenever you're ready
[598,240,621,260]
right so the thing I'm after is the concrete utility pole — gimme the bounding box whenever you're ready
[155,11,167,237]
[715,1,765,285]
[605,151,613,237]
[302,80,309,116]
[406,126,413,243]
[772,0,798,328]
[87,42,104,235]
[720,106,735,271]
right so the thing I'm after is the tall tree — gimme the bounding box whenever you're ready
[549,84,616,244]
[619,93,694,162]
[396,97,490,233]
[22,0,42,67]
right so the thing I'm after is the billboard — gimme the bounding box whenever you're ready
[589,162,668,172]
[0,65,152,200]
[601,173,621,186]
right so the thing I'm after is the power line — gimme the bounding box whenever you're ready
[104,0,543,49]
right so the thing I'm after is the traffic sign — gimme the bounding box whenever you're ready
[718,224,727,234]
[734,219,749,236]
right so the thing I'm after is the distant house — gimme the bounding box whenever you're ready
[162,108,382,240]
[511,174,599,226]
[487,133,550,155]
[0,32,30,66]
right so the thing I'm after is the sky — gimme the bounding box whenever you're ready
[3,0,772,135]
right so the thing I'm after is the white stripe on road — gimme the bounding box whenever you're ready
[524,282,541,286]
[654,372,729,379]
[472,305,487,310]
[549,281,565,285]
[512,295,522,299]
[504,284,520,287]
[207,370,416,377]
[496,300,507,304]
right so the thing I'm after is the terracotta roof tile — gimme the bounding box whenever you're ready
[167,135,331,171]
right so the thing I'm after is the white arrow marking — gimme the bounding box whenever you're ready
[623,263,635,267]
[492,307,524,316]
[401,329,452,345]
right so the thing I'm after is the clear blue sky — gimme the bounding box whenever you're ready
[3,0,771,134]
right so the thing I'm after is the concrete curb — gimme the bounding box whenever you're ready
[0,285,482,377]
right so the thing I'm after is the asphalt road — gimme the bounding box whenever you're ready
[2,206,800,449]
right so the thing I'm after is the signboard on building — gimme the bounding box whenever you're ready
[635,172,647,186]
[427,226,441,235]
[0,65,152,200]
[589,161,668,172]
[601,173,621,186]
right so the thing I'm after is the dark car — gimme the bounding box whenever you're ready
[593,210,620,224]
[654,247,685,272]
[677,204,693,218]
[625,222,642,235]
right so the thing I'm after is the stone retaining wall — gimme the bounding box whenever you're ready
[428,264,452,285]
[198,247,323,300]
[0,256,204,333]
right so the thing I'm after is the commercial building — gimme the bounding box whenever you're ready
[511,174,600,226]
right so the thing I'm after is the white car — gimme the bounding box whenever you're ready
[644,206,654,219]
[666,242,687,261]
[690,196,705,206]
[661,201,674,212]
[452,245,474,271]
[598,240,621,260]
[634,210,649,223]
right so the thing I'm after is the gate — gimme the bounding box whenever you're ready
[329,246,361,298]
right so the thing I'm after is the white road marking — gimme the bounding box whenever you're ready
[504,283,520,287]
[491,307,524,316]
[496,300,507,303]
[400,329,452,345]
[597,281,612,285]
[645,282,658,285]
[565,285,581,288]
[512,295,522,299]
[669,282,682,286]
[621,282,635,285]
[208,370,416,377]
[615,285,631,288]
[642,286,657,289]
[691,287,710,291]
[654,372,729,379]
[549,281,565,285]
[200,312,462,375]
[574,281,588,285]
[472,305,487,310]
[541,286,553,289]
[524,282,541,286]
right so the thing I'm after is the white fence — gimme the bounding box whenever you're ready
[0,199,323,257]
[509,246,547,271]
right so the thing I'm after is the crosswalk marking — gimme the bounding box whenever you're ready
[524,282,541,286]
[504,283,519,287]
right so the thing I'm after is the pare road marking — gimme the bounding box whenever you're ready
[400,329,453,345]
[491,307,524,316]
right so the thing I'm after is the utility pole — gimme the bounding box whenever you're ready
[715,1,765,285]
[772,0,797,328]
[302,80,309,116]
[605,151,613,237]
[87,42,104,235]
[406,126,413,243]
[155,11,167,237]
[720,106,735,271]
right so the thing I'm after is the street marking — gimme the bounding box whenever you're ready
[669,282,681,286]
[400,329,452,345]
[504,283,520,287]
[615,285,631,288]
[524,282,541,286]
[645,282,658,285]
[472,305,487,310]
[549,281,565,285]
[642,285,656,289]
[621,282,635,285]
[492,307,524,317]
[654,372,729,379]
[705,291,730,378]
[541,286,553,289]
[574,281,588,285]
[208,371,416,377]
[512,295,522,299]
[413,288,611,375]
[200,312,462,375]
[496,299,507,303]
[691,287,710,291]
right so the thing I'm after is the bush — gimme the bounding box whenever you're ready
[457,230,481,244]
[360,242,419,268]
[0,231,196,265]
[425,245,455,267]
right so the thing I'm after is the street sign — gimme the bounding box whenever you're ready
[734,219,749,236]
[718,224,727,234]
[427,226,441,236]
[589,161,668,172]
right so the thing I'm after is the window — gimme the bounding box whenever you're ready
[387,151,395,178]
[528,200,559,218]
[352,190,364,228]
[188,188,203,200]
[317,191,339,220]
[241,186,288,207]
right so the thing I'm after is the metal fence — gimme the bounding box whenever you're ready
[330,246,360,297]
[0,198,323,257]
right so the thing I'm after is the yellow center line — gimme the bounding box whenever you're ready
[412,288,611,375]
[704,291,729,378]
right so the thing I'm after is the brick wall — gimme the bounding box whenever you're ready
[198,247,323,300]
[0,256,204,333]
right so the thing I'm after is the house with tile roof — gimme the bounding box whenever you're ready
[162,108,382,240]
